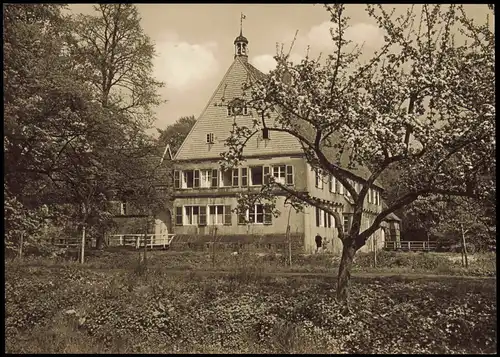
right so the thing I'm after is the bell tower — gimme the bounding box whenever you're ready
[234,13,248,61]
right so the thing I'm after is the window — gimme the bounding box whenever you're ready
[241,167,248,186]
[315,207,332,228]
[120,202,127,215]
[182,170,194,188]
[175,207,183,225]
[315,170,324,189]
[272,165,286,185]
[200,169,211,188]
[211,169,219,187]
[244,204,271,224]
[315,207,325,227]
[262,128,270,140]
[336,179,342,194]
[206,133,214,144]
[286,165,294,185]
[249,204,264,224]
[194,170,200,188]
[220,169,232,187]
[199,206,207,226]
[324,210,332,228]
[329,176,336,193]
[228,104,248,116]
[232,168,239,187]
[174,170,180,189]
[345,180,352,198]
[250,166,263,186]
[376,190,380,206]
[224,205,232,225]
[343,215,351,234]
[208,205,224,225]
[184,206,199,225]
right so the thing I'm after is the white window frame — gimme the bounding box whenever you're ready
[199,169,212,188]
[120,202,127,215]
[272,165,286,185]
[247,204,265,224]
[208,205,225,225]
[184,205,199,225]
[330,176,336,193]
[315,170,324,189]
[343,215,351,234]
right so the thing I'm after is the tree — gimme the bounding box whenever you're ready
[61,4,167,249]
[3,3,100,245]
[157,115,197,156]
[3,4,168,253]
[67,4,164,123]
[222,4,495,309]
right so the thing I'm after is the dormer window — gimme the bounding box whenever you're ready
[206,133,214,144]
[227,98,247,116]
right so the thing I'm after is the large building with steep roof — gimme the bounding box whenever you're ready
[170,28,398,254]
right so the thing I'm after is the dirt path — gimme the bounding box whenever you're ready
[11,263,495,281]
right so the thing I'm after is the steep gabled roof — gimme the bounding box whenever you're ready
[174,57,304,161]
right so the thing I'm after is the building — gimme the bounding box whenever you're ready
[169,28,400,254]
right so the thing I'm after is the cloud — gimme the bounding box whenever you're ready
[344,23,385,48]
[251,53,304,73]
[304,21,384,50]
[153,33,219,92]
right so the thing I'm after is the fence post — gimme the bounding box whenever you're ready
[19,233,24,260]
[408,241,411,251]
[80,225,86,264]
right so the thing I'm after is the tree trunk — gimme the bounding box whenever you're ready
[337,241,357,310]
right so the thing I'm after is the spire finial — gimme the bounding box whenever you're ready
[240,12,246,36]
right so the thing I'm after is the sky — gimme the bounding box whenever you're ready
[69,4,492,135]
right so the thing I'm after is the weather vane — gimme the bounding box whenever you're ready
[240,12,246,35]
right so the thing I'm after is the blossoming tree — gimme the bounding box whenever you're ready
[221,4,495,308]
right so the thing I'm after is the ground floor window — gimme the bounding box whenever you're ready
[238,204,272,224]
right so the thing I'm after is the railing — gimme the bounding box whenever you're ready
[384,241,437,252]
[53,238,96,248]
[107,234,175,249]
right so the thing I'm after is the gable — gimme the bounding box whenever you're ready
[174,57,304,161]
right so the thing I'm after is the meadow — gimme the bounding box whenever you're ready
[5,249,497,353]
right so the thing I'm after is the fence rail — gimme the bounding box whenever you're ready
[384,241,437,252]
[106,234,175,249]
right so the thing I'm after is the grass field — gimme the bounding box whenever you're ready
[5,249,497,353]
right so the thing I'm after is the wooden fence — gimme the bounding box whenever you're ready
[384,241,437,252]
[106,234,176,249]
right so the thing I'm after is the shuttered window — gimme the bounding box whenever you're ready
[224,205,232,226]
[264,206,272,225]
[174,170,180,189]
[286,165,294,185]
[194,170,200,188]
[211,169,218,187]
[263,166,270,185]
[175,207,183,225]
[232,168,239,187]
[199,206,207,226]
[241,168,248,187]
